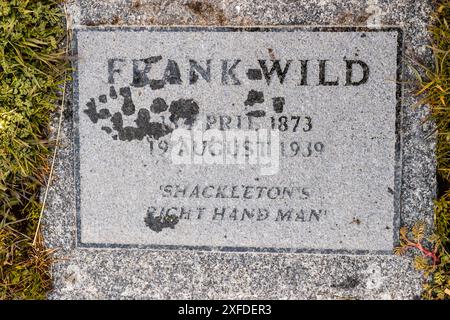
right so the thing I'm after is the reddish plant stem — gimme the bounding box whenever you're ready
[410,242,440,265]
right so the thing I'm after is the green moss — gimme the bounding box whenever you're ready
[0,0,67,299]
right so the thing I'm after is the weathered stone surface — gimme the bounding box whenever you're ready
[75,28,400,253]
[43,0,436,299]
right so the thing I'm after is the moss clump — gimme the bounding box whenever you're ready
[0,0,67,299]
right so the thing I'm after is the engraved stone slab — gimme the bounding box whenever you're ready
[75,27,402,253]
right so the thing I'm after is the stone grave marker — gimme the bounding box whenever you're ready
[44,0,435,299]
[75,27,401,253]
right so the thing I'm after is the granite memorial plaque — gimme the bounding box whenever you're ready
[44,0,436,300]
[74,27,402,254]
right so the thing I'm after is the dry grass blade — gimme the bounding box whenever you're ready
[33,4,72,246]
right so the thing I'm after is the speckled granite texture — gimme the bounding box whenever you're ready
[43,0,436,299]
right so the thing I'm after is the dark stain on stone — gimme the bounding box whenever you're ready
[337,11,370,24]
[272,97,285,113]
[98,108,111,118]
[101,126,112,134]
[357,13,371,23]
[268,48,275,60]
[169,98,199,125]
[99,94,107,103]
[111,16,120,25]
[84,15,120,26]
[86,87,202,142]
[361,33,366,38]
[109,86,118,99]
[111,112,139,141]
[146,123,170,141]
[186,1,206,15]
[84,98,111,123]
[84,99,99,123]
[150,97,168,113]
[331,276,360,289]
[247,68,262,80]
[244,90,264,106]
[84,19,105,26]
[130,0,142,9]
[246,110,266,117]
[185,1,227,25]
[144,211,179,232]
[110,109,173,141]
[119,87,136,115]
[136,108,174,140]
[387,187,394,195]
